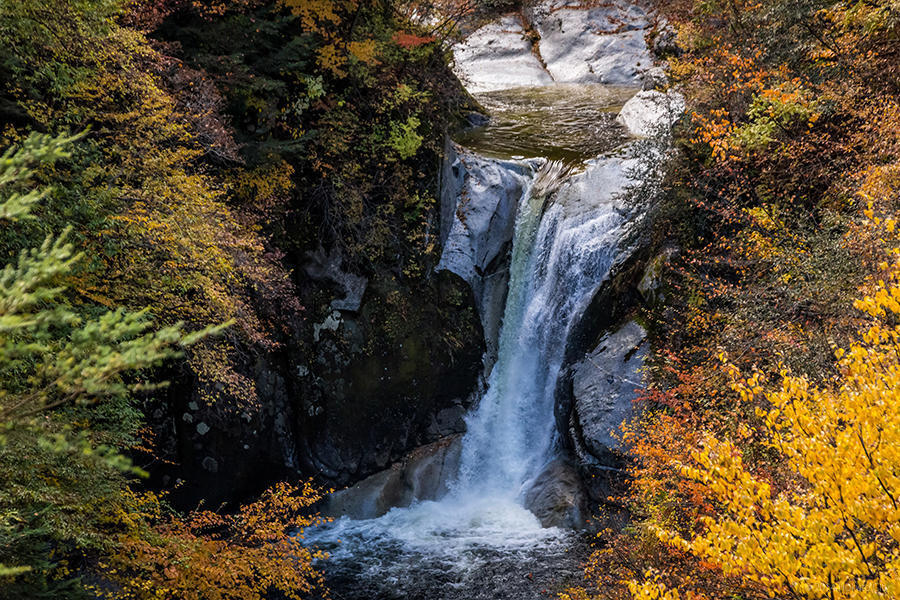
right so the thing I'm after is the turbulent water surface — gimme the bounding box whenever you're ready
[305,83,640,600]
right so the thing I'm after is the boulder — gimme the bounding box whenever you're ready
[523,458,590,529]
[325,436,463,519]
[616,89,685,138]
[571,320,647,464]
[641,66,669,91]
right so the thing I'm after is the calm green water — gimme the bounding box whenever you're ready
[454,84,637,164]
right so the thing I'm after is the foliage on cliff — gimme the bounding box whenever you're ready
[567,0,900,598]
[0,133,325,600]
[0,0,468,596]
[628,231,900,600]
[149,0,470,274]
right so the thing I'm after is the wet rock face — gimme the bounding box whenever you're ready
[566,320,646,504]
[298,270,484,487]
[523,458,590,529]
[438,142,536,286]
[453,0,652,93]
[553,314,649,507]
[438,141,542,369]
[325,436,462,519]
[616,89,686,138]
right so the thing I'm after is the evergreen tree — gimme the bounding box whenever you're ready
[0,132,212,597]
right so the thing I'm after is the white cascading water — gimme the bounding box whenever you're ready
[454,157,628,501]
[454,160,582,498]
[304,152,637,583]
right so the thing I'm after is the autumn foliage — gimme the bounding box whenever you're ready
[0,0,473,595]
[632,237,900,598]
[568,0,900,599]
[106,482,327,600]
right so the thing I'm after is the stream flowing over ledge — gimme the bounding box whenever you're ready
[306,2,684,598]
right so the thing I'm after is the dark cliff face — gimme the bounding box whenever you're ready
[297,269,484,486]
[153,264,483,507]
[134,1,485,507]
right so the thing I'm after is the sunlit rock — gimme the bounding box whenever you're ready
[452,15,554,93]
[616,89,685,138]
[534,0,650,85]
[453,0,652,94]
[438,140,541,366]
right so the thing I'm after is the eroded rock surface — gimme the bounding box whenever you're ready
[534,0,651,85]
[325,436,462,519]
[453,0,652,93]
[438,141,542,367]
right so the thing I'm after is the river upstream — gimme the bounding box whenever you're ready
[304,2,683,598]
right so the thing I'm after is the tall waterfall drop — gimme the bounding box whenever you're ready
[453,159,625,500]
[304,90,650,595]
[296,0,687,592]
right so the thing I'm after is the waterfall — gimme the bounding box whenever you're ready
[305,151,638,561]
[301,83,660,599]
[454,158,630,501]
[453,160,568,496]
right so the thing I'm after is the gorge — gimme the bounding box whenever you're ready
[305,3,685,597]
[4,0,897,597]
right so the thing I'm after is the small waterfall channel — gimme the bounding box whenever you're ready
[304,84,650,600]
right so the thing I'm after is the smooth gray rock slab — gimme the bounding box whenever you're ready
[438,145,537,284]
[453,0,651,93]
[325,436,462,519]
[453,15,554,93]
[534,0,650,85]
[573,320,646,459]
